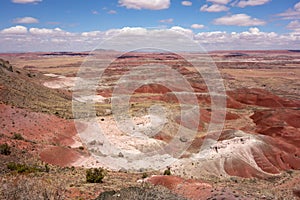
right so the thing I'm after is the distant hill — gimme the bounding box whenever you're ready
[0,58,72,119]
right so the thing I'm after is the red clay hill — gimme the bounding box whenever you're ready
[0,50,299,199]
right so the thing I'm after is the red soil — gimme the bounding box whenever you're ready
[154,132,173,142]
[224,158,270,178]
[146,175,212,200]
[0,103,83,166]
[134,84,172,94]
[0,103,77,146]
[228,88,300,108]
[39,146,82,167]
[213,106,300,178]
[146,175,248,199]
[250,108,300,172]
[175,109,239,132]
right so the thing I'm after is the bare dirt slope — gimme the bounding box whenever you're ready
[0,51,299,199]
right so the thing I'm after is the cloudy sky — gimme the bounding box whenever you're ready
[0,0,300,52]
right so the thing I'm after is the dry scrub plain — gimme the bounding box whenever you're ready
[0,50,299,199]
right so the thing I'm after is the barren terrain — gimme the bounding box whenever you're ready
[0,50,299,199]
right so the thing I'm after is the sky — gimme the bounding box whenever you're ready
[0,0,300,52]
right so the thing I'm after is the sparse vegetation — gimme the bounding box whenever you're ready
[0,177,65,200]
[0,51,300,200]
[13,133,24,140]
[95,186,187,200]
[45,164,50,173]
[79,146,84,150]
[7,162,44,174]
[287,169,293,176]
[86,168,106,183]
[142,172,148,179]
[0,143,11,155]
[163,167,171,176]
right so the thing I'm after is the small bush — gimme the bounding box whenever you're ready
[13,133,24,140]
[0,143,11,155]
[95,186,187,200]
[7,162,29,173]
[86,168,106,183]
[45,164,50,173]
[1,177,65,199]
[79,146,84,150]
[7,162,43,174]
[142,172,148,179]
[163,169,171,176]
[163,167,171,176]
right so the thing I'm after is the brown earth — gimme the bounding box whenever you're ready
[0,50,300,199]
[228,88,300,108]
[0,102,87,167]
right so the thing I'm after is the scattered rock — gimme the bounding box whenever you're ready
[293,188,300,198]
[119,168,127,173]
[180,137,188,143]
[95,186,187,200]
[89,140,97,145]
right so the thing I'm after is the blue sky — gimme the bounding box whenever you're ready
[0,0,300,52]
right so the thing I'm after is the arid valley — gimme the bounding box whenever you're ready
[0,50,299,199]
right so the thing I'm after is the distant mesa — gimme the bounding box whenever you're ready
[224,52,249,57]
[117,55,141,59]
[288,50,300,53]
[41,52,91,56]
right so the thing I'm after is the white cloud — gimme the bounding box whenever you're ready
[1,25,28,34]
[235,0,271,8]
[81,31,102,37]
[13,17,39,24]
[51,38,66,43]
[159,18,173,23]
[120,27,148,35]
[277,2,300,20]
[0,26,299,52]
[89,27,200,52]
[118,0,170,10]
[195,31,228,44]
[170,26,193,35]
[248,27,260,34]
[181,1,192,6]
[92,10,99,15]
[108,10,117,14]
[287,20,300,32]
[12,0,41,4]
[29,27,71,36]
[207,0,231,5]
[191,24,205,29]
[195,27,289,50]
[29,27,57,35]
[296,2,300,10]
[214,14,266,26]
[200,4,229,12]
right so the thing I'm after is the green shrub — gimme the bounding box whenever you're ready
[45,164,50,173]
[79,146,84,150]
[7,162,29,173]
[163,167,171,176]
[142,172,148,179]
[7,162,43,174]
[13,133,24,140]
[163,169,171,175]
[86,168,106,183]
[0,143,11,155]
